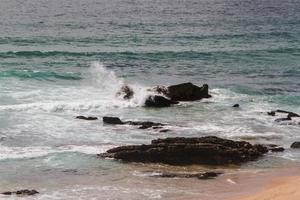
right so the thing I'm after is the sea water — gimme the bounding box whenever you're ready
[0,0,300,199]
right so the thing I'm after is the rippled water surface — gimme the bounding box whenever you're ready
[0,0,300,199]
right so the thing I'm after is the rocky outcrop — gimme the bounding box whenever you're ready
[291,142,300,149]
[154,82,211,101]
[1,190,39,196]
[103,117,165,129]
[150,171,222,180]
[99,136,268,165]
[76,116,98,120]
[145,95,179,108]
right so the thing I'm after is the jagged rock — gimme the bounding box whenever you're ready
[145,95,179,108]
[158,82,211,101]
[2,189,39,196]
[233,104,240,108]
[102,117,165,129]
[103,117,124,125]
[99,136,268,165]
[116,85,134,99]
[151,171,222,180]
[291,142,300,148]
[76,116,98,120]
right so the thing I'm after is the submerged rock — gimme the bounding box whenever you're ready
[102,117,165,129]
[99,136,268,165]
[155,82,211,101]
[76,116,98,120]
[2,189,39,196]
[291,142,300,149]
[145,95,178,108]
[151,171,222,180]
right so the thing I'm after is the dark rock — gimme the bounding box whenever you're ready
[291,142,300,148]
[76,116,98,120]
[233,104,240,108]
[2,190,39,196]
[152,126,163,129]
[276,110,299,117]
[270,147,285,152]
[2,192,12,195]
[102,117,165,129]
[288,112,300,118]
[144,95,178,108]
[267,111,276,116]
[103,117,124,125]
[116,85,134,100]
[275,117,291,122]
[262,144,285,152]
[159,129,171,133]
[164,82,212,101]
[127,121,164,128]
[197,171,222,179]
[99,136,268,165]
[151,171,222,180]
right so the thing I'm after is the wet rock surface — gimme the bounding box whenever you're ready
[103,117,125,125]
[76,116,98,120]
[145,95,178,108]
[150,171,222,180]
[1,189,39,196]
[154,82,211,101]
[99,136,268,165]
[291,142,300,149]
[103,117,165,129]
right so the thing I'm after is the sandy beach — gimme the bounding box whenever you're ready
[235,176,300,200]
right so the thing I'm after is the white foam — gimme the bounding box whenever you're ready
[0,144,116,160]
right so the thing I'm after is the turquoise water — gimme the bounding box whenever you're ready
[0,0,300,199]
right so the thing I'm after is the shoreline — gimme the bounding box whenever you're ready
[233,175,300,200]
[228,167,300,200]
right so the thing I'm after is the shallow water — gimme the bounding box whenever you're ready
[0,0,300,199]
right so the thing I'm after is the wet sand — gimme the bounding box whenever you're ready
[234,176,300,200]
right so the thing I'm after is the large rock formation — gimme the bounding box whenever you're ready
[99,136,268,165]
[152,82,211,101]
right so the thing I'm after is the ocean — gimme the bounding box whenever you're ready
[0,0,300,199]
